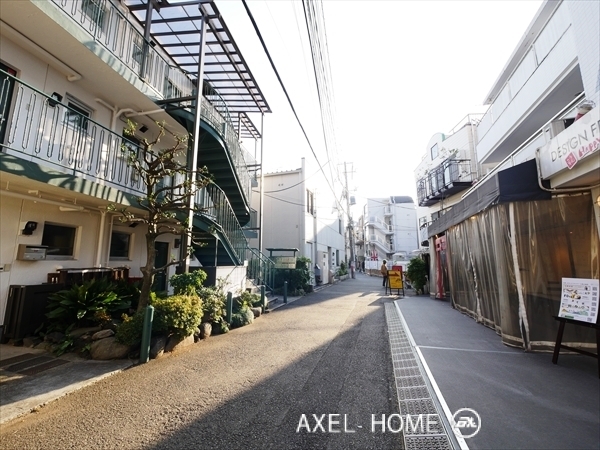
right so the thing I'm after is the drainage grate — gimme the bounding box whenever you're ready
[395,367,423,378]
[385,302,454,450]
[18,358,69,376]
[404,415,446,436]
[395,375,426,389]
[400,398,438,416]
[0,353,37,368]
[397,386,431,401]
[392,357,419,368]
[4,356,55,372]
[404,435,453,450]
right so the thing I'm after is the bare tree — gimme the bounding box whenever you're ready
[109,120,209,311]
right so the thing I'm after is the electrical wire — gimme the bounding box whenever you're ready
[240,0,346,216]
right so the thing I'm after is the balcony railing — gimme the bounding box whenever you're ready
[51,0,194,100]
[1,71,248,265]
[1,71,148,195]
[49,0,252,207]
[417,159,473,206]
[367,216,393,234]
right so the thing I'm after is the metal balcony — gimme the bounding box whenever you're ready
[417,159,474,207]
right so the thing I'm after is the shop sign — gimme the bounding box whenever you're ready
[539,107,600,178]
[558,277,599,324]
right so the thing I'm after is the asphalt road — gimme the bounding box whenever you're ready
[0,274,402,450]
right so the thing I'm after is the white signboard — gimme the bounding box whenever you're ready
[539,106,600,179]
[558,277,599,323]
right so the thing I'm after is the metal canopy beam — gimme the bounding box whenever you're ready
[123,0,271,114]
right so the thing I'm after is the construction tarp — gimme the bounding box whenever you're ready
[445,194,599,350]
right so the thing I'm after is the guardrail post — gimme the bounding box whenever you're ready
[283,281,288,304]
[226,292,233,323]
[139,305,154,364]
[261,285,266,312]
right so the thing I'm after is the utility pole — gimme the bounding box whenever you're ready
[343,162,355,279]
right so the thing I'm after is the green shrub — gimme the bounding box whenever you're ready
[406,257,428,293]
[45,279,130,333]
[152,294,203,338]
[198,286,226,325]
[234,291,260,313]
[114,279,141,311]
[115,311,145,346]
[230,307,254,329]
[169,270,207,295]
[274,256,312,292]
[337,261,348,276]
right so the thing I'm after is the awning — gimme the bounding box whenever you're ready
[428,159,551,237]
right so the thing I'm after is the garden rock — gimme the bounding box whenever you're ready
[193,327,201,343]
[199,323,212,339]
[250,307,261,319]
[92,329,114,340]
[44,332,65,343]
[70,327,101,338]
[23,337,42,348]
[150,336,167,359]
[90,337,130,360]
[165,334,194,353]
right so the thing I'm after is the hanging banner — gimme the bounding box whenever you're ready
[558,277,599,323]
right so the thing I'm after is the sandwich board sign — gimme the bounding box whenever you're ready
[558,277,599,324]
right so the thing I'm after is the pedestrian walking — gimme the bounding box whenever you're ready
[380,259,388,287]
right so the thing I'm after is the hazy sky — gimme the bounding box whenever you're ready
[217,0,544,213]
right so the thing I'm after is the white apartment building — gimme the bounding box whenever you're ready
[363,197,418,265]
[249,158,346,285]
[418,0,599,351]
[0,0,271,341]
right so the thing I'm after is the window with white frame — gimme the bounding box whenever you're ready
[42,223,77,258]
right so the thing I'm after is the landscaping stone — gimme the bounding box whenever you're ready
[150,336,167,359]
[44,332,65,343]
[199,323,212,339]
[22,337,42,348]
[92,329,114,340]
[70,327,101,338]
[193,327,201,343]
[90,337,130,360]
[250,307,261,319]
[34,342,53,351]
[165,334,194,353]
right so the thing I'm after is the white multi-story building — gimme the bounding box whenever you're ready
[249,158,346,285]
[418,0,599,351]
[363,197,418,264]
[0,0,271,341]
[414,115,480,248]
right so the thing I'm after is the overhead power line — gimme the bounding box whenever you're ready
[240,0,345,215]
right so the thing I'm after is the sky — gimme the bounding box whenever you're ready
[216,0,544,217]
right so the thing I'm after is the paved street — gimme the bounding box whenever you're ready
[0,275,401,450]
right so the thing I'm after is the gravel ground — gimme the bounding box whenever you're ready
[0,274,402,450]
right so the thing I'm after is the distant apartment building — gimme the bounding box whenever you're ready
[416,0,599,351]
[249,158,346,285]
[361,197,418,267]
